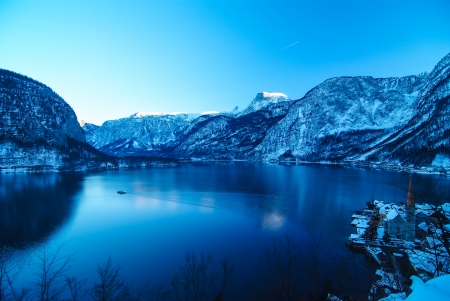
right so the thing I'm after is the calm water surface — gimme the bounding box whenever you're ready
[1,163,449,296]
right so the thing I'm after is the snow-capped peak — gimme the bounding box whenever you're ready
[131,112,187,118]
[259,92,288,99]
[238,92,291,116]
[201,111,220,115]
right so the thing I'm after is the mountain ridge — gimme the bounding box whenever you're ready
[2,53,450,171]
[84,52,450,169]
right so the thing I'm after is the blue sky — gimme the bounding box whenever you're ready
[1,0,449,125]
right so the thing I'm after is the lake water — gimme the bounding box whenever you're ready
[1,163,449,298]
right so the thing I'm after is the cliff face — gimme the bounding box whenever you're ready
[366,53,450,165]
[251,74,429,162]
[0,69,85,145]
[0,69,108,170]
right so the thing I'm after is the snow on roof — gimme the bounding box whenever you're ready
[386,209,400,220]
[405,275,450,301]
[442,203,450,217]
[357,227,366,236]
[426,236,443,248]
[418,222,429,232]
[416,203,433,210]
[351,216,370,228]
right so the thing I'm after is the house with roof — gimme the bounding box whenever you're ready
[384,178,416,241]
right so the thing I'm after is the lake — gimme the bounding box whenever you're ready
[1,163,448,299]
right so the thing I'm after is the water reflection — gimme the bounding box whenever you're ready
[2,163,449,297]
[0,172,83,247]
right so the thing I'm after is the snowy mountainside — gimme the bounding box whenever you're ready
[363,53,450,165]
[238,92,291,117]
[0,69,98,170]
[0,69,116,171]
[79,119,99,134]
[17,52,447,168]
[251,74,429,162]
[84,93,292,157]
[0,69,85,145]
[85,50,450,167]
[252,53,450,166]
[85,113,199,156]
[167,110,285,159]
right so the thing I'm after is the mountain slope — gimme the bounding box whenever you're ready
[80,52,450,168]
[251,74,429,162]
[85,92,293,158]
[363,53,450,165]
[0,69,112,170]
[167,110,286,159]
[84,113,199,156]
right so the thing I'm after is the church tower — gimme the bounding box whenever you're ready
[405,177,416,241]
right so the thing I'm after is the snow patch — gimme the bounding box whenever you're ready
[405,275,450,301]
[131,112,188,118]
[201,111,220,115]
[432,154,450,168]
[261,92,288,98]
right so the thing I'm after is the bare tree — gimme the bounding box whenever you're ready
[0,247,14,300]
[170,252,234,301]
[33,246,74,301]
[91,258,125,301]
[0,247,30,301]
[65,276,88,301]
[253,235,305,301]
[414,178,450,257]
[147,285,170,301]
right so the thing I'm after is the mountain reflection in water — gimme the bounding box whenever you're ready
[0,172,83,247]
[2,163,449,300]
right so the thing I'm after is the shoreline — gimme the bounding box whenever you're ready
[1,158,449,176]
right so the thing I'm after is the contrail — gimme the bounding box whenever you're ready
[274,41,300,53]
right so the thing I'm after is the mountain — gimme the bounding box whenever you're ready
[365,53,450,166]
[85,53,450,168]
[251,75,429,162]
[0,70,85,145]
[5,53,448,170]
[84,92,293,158]
[0,69,178,171]
[237,92,291,117]
[251,53,450,166]
[0,69,95,170]
[83,113,200,156]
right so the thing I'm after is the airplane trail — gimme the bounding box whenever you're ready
[274,41,300,53]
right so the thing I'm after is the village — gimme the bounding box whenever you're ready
[346,179,450,301]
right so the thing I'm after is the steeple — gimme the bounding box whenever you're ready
[406,177,415,209]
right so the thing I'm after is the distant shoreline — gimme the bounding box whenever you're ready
[1,158,448,176]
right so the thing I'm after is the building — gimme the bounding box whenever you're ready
[384,178,416,241]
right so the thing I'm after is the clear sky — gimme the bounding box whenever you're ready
[1,0,449,125]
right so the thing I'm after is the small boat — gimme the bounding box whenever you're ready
[117,190,127,195]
